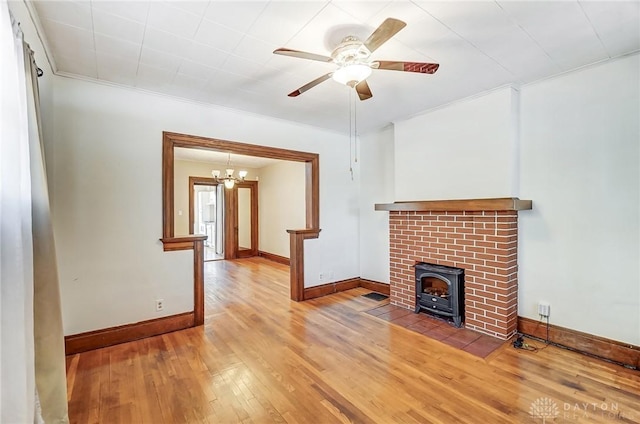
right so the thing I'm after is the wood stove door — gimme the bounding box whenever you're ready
[418,273,450,298]
[416,273,452,312]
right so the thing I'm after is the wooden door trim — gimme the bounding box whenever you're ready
[162,131,320,305]
[163,131,319,237]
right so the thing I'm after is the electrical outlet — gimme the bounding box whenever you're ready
[319,272,333,282]
[156,299,164,312]
[538,302,550,318]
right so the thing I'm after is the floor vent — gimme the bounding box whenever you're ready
[362,292,389,301]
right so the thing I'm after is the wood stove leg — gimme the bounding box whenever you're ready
[453,316,462,328]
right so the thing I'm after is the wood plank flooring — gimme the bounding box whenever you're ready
[66,257,640,423]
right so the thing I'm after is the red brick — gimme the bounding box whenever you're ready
[474,253,496,261]
[485,286,513,296]
[438,249,457,256]
[485,323,510,337]
[466,294,486,304]
[473,216,496,223]
[437,215,455,221]
[454,239,476,247]
[494,267,518,276]
[473,265,495,273]
[425,253,446,261]
[485,311,509,321]
[466,306,486,316]
[455,215,474,222]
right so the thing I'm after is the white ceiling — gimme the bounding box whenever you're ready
[174,146,282,168]
[28,0,640,134]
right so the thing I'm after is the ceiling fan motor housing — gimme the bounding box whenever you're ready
[331,36,371,66]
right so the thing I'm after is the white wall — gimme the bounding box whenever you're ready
[308,143,360,286]
[394,87,519,201]
[358,125,394,283]
[518,54,640,345]
[257,161,305,258]
[50,76,357,335]
[173,159,258,235]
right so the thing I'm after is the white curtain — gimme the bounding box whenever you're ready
[1,3,68,423]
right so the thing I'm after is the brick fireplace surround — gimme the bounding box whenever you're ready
[376,198,532,340]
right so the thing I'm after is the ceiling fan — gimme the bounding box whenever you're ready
[273,18,439,101]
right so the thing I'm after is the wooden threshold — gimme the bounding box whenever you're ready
[375,197,532,212]
[518,316,639,369]
[65,312,194,355]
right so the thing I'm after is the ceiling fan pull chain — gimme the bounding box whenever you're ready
[354,93,358,164]
[349,89,354,181]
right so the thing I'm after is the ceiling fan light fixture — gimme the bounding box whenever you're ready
[332,64,372,87]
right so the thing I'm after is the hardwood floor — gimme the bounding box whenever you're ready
[66,258,640,423]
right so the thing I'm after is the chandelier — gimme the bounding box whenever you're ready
[211,154,247,189]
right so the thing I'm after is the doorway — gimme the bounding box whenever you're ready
[189,177,224,261]
[163,132,320,303]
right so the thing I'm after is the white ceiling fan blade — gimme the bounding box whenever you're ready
[364,18,406,53]
[274,48,333,63]
[288,73,333,97]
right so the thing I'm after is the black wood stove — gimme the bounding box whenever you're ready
[414,262,465,327]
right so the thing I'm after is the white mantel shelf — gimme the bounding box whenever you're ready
[374,197,533,212]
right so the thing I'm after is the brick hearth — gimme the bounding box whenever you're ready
[389,210,519,339]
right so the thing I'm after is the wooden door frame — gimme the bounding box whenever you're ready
[188,176,218,236]
[162,132,320,316]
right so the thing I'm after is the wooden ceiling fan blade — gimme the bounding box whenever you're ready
[273,48,333,63]
[372,61,439,74]
[364,18,406,53]
[355,80,373,101]
[288,73,333,97]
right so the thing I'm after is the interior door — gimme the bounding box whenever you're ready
[236,181,258,258]
[224,181,258,259]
